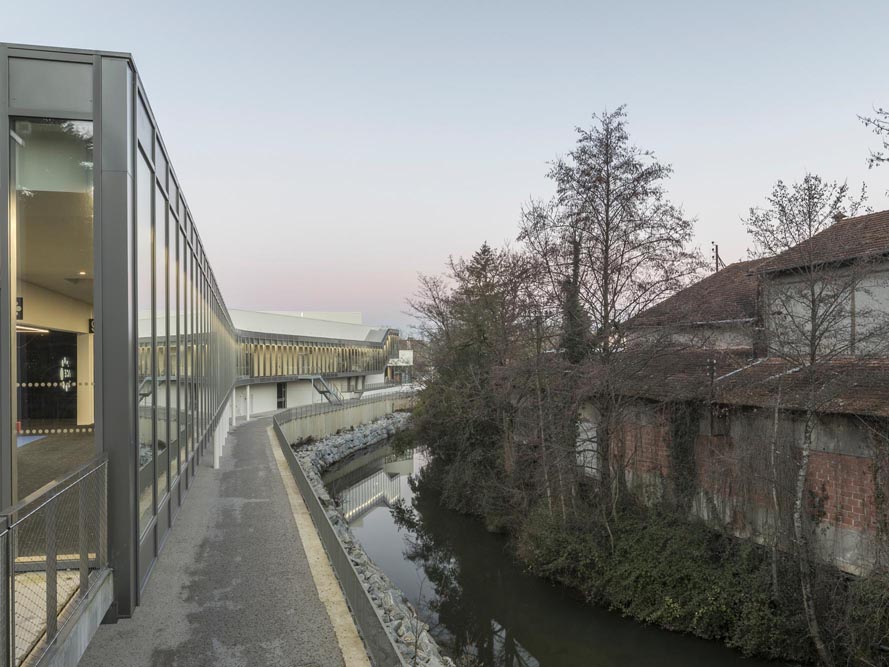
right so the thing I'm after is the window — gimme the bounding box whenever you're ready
[155,182,168,503]
[11,118,96,501]
[277,382,287,409]
[136,151,154,534]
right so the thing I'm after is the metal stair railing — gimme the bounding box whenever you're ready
[310,376,343,405]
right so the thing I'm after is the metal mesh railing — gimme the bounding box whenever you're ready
[275,390,416,425]
[352,380,407,394]
[2,456,108,666]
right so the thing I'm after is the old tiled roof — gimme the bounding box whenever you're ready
[757,209,889,274]
[594,348,889,418]
[584,348,756,403]
[629,259,766,327]
[715,357,889,418]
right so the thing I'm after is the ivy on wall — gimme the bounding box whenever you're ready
[667,401,703,514]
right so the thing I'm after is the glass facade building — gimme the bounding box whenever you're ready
[0,43,403,635]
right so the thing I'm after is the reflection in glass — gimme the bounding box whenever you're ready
[177,229,187,472]
[168,214,179,480]
[188,248,198,455]
[155,183,168,503]
[12,118,95,500]
[184,243,192,459]
[137,152,154,534]
[136,96,152,159]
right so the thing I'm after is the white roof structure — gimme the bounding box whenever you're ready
[137,309,394,344]
[260,311,364,325]
[229,309,391,343]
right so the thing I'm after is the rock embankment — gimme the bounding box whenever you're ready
[293,413,455,667]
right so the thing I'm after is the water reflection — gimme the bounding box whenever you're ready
[324,448,413,522]
[324,445,784,667]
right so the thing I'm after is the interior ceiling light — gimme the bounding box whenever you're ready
[16,325,49,334]
[79,271,86,276]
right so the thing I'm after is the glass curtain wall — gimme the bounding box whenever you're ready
[134,90,237,542]
[136,145,153,534]
[10,118,95,500]
[154,166,168,507]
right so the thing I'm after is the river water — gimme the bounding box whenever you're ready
[323,444,783,667]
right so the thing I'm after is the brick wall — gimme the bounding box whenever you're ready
[594,401,883,569]
[807,450,876,532]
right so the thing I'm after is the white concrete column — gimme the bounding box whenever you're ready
[213,418,221,469]
[76,332,94,426]
[246,385,251,420]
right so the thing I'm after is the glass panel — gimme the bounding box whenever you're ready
[137,95,153,157]
[169,224,179,479]
[11,118,95,500]
[155,183,168,502]
[179,229,188,471]
[183,249,189,455]
[195,271,201,443]
[201,278,207,438]
[136,153,154,534]
[189,249,196,453]
[170,180,179,217]
[155,148,168,193]
[9,59,93,114]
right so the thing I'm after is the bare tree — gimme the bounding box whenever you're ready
[860,107,889,169]
[519,106,702,503]
[745,173,866,259]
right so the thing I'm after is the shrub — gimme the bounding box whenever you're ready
[516,502,814,662]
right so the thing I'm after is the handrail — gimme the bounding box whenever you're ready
[1,455,109,667]
[274,390,415,427]
[351,380,407,395]
[1,454,109,527]
[310,376,344,405]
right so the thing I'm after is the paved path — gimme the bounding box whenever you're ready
[80,418,347,667]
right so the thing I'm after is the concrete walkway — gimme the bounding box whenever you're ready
[80,418,347,667]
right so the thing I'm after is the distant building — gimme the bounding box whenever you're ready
[627,257,767,351]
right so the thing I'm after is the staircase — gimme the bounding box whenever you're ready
[311,376,344,405]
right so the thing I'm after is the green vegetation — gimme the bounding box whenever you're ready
[517,501,811,661]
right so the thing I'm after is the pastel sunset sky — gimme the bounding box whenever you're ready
[5,1,889,330]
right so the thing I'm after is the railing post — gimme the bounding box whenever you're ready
[0,519,9,667]
[98,463,107,568]
[7,528,14,667]
[45,500,57,639]
[78,480,89,596]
